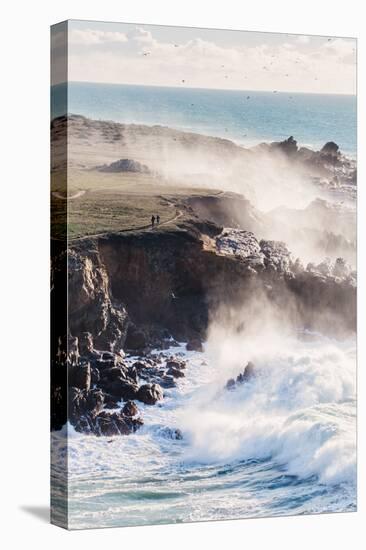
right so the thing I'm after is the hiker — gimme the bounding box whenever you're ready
[151,215,155,228]
[156,214,160,225]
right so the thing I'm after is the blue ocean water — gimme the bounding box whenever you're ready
[52,81,356,156]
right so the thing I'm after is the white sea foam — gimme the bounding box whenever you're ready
[179,330,356,486]
[64,333,356,528]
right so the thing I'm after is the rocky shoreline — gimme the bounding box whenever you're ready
[51,223,356,437]
[51,116,356,439]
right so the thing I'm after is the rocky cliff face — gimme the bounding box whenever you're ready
[51,221,356,435]
[67,245,129,353]
[66,223,356,349]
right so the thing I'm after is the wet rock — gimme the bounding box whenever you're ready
[186,337,203,352]
[225,362,256,390]
[125,325,147,351]
[101,379,139,401]
[91,367,100,385]
[100,366,127,383]
[85,388,104,414]
[243,361,255,381]
[137,383,163,405]
[167,366,185,378]
[127,366,139,383]
[68,362,91,391]
[160,427,183,440]
[78,332,94,356]
[160,374,176,388]
[226,378,236,390]
[166,358,186,370]
[122,400,139,417]
[104,395,120,409]
[68,387,87,423]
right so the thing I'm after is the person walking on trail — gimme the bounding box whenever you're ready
[151,215,155,228]
[156,214,160,225]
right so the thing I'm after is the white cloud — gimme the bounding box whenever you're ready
[68,28,128,46]
[67,26,356,94]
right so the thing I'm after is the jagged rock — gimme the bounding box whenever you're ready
[216,229,264,268]
[122,400,139,417]
[100,366,128,383]
[68,362,91,391]
[260,240,292,272]
[101,379,139,401]
[225,362,256,390]
[137,383,163,405]
[67,249,128,354]
[85,389,104,414]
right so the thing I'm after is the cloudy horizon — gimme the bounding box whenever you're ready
[52,20,356,95]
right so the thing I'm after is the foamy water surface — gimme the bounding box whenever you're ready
[53,333,356,529]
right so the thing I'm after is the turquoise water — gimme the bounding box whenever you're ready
[52,81,356,155]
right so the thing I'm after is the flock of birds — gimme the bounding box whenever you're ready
[139,37,348,87]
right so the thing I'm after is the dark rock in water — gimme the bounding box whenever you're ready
[225,362,256,390]
[127,366,139,383]
[132,360,149,371]
[186,337,203,352]
[166,358,186,370]
[104,394,120,409]
[226,378,236,390]
[243,361,255,381]
[160,374,176,388]
[173,428,183,440]
[167,366,185,378]
[98,158,150,174]
[102,379,139,401]
[137,383,163,405]
[100,366,127,383]
[125,325,147,351]
[122,400,139,417]
[68,362,91,391]
[95,411,130,436]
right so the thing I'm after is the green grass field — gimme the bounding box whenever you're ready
[51,168,218,240]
